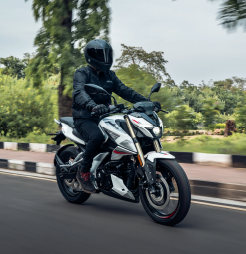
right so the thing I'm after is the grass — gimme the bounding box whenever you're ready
[161,133,246,155]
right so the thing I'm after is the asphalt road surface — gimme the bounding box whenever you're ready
[0,173,245,254]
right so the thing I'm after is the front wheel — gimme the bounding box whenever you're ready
[140,159,191,226]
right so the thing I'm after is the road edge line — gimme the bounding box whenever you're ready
[191,200,246,212]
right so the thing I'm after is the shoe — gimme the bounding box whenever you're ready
[76,167,96,194]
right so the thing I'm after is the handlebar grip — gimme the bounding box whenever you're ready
[108,105,116,112]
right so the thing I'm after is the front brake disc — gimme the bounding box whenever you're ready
[145,176,170,210]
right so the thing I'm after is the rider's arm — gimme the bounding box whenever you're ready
[111,71,148,103]
[72,68,97,111]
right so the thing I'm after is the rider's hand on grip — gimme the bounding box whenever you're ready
[92,104,109,117]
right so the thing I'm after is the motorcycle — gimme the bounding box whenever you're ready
[52,82,191,226]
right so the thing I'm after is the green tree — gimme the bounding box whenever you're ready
[162,78,177,88]
[201,97,224,130]
[25,0,110,117]
[115,44,170,81]
[206,78,245,115]
[173,77,246,116]
[0,56,28,79]
[235,99,246,133]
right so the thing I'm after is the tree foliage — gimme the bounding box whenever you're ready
[212,0,246,31]
[201,97,224,129]
[115,44,170,81]
[26,0,111,117]
[170,77,246,117]
[235,97,246,133]
[165,104,203,131]
[0,55,29,79]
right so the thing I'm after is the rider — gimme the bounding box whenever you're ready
[72,39,161,194]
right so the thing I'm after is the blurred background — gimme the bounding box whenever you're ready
[0,0,245,154]
[0,1,246,254]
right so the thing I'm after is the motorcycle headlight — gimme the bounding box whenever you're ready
[153,127,161,136]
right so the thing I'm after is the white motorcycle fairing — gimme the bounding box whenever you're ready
[145,151,175,162]
[99,115,137,152]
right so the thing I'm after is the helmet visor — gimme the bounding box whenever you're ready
[87,48,112,63]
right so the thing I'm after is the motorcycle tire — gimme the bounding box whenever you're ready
[56,146,90,204]
[140,159,191,226]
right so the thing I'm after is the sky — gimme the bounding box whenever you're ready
[0,0,245,85]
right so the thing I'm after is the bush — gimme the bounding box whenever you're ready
[201,97,224,130]
[215,113,235,124]
[215,123,226,129]
[165,104,203,131]
[235,101,246,134]
[0,74,58,138]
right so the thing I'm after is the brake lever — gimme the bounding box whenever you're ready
[160,109,169,114]
[154,107,169,114]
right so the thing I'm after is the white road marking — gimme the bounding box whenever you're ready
[0,169,56,182]
[0,168,246,211]
[191,200,246,212]
[191,195,246,207]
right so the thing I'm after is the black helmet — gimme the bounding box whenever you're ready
[84,39,113,73]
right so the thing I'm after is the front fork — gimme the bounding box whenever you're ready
[124,115,146,167]
[124,115,161,186]
[153,140,161,153]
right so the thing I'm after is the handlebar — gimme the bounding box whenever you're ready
[91,105,120,119]
[91,103,168,118]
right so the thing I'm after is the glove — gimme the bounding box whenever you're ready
[153,101,161,110]
[92,104,109,117]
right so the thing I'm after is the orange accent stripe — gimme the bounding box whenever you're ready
[137,155,143,166]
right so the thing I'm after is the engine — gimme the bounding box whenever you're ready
[96,161,130,191]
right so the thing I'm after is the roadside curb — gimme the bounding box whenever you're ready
[170,152,246,168]
[0,142,61,153]
[0,158,55,175]
[190,180,246,202]
[1,141,246,167]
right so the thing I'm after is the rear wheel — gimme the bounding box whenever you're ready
[56,146,90,204]
[140,159,191,226]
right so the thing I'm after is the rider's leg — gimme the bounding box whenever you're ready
[74,118,105,193]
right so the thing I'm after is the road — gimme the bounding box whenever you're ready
[0,172,245,254]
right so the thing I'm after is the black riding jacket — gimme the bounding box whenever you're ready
[72,65,147,118]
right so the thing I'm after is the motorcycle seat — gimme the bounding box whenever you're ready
[59,117,74,128]
[72,128,88,143]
